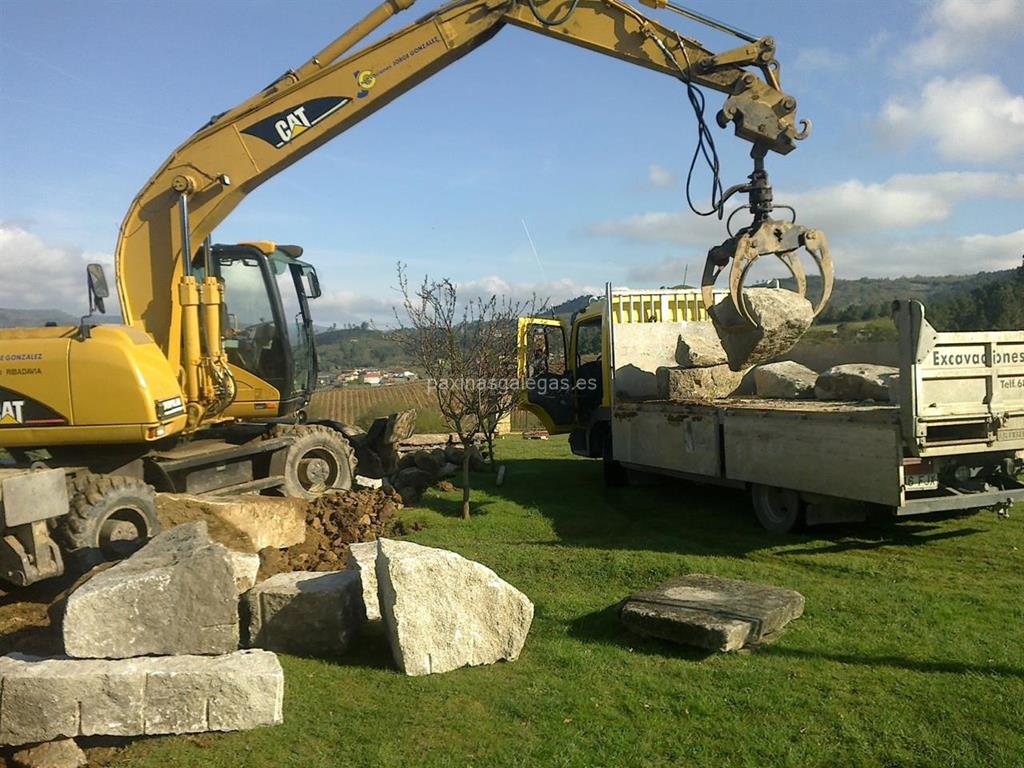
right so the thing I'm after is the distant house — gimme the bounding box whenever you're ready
[362,370,383,386]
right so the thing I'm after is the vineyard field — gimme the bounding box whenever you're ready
[309,382,543,432]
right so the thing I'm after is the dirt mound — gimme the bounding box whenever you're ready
[257,488,404,579]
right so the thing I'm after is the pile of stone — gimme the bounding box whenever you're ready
[247,538,533,676]
[752,360,900,402]
[0,522,284,758]
[655,288,814,402]
[391,441,487,504]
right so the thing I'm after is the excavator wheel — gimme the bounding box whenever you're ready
[55,473,160,572]
[270,424,355,500]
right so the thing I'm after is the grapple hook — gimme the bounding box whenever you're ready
[701,218,834,325]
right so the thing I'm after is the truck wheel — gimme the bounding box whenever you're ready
[750,484,804,533]
[273,424,355,499]
[56,474,159,570]
[602,433,627,487]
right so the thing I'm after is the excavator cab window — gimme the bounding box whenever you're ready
[207,244,318,412]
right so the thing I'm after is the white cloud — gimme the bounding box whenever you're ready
[881,75,1024,164]
[593,172,1024,243]
[835,229,1024,277]
[902,0,1024,69]
[647,164,676,189]
[0,224,116,314]
[318,275,601,327]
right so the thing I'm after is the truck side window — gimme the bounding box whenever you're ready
[575,319,602,369]
[574,318,603,418]
[529,327,566,377]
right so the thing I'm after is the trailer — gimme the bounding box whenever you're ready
[517,289,1024,531]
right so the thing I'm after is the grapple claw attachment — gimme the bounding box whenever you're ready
[701,218,834,326]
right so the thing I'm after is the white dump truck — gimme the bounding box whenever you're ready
[517,288,1024,531]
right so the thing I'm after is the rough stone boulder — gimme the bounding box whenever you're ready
[228,550,261,594]
[375,539,534,676]
[244,570,365,657]
[675,323,728,368]
[63,521,238,659]
[412,449,447,477]
[710,288,814,371]
[346,541,381,621]
[9,738,86,768]
[753,360,818,399]
[391,467,433,505]
[621,574,805,652]
[814,364,899,402]
[656,365,745,401]
[156,494,306,551]
[0,650,283,746]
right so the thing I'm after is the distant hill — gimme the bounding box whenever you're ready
[0,308,79,328]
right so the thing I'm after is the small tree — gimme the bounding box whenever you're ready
[395,264,538,520]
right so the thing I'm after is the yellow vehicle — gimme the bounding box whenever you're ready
[0,0,825,584]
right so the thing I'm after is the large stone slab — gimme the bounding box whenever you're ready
[814,363,899,402]
[244,570,365,657]
[63,521,238,659]
[620,574,805,652]
[710,288,814,371]
[656,364,745,401]
[675,323,728,368]
[376,539,534,676]
[0,650,282,746]
[156,494,307,551]
[346,541,381,621]
[754,360,818,399]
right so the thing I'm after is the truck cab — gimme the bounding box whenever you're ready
[517,287,725,458]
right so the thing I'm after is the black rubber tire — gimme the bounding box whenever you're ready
[601,433,628,488]
[55,474,159,571]
[272,424,355,500]
[750,484,804,533]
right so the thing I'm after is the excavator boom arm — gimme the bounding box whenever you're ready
[115,0,807,392]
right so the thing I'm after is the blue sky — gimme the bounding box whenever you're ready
[1,0,1022,325]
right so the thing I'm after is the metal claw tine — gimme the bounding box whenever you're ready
[802,229,834,317]
[775,250,806,297]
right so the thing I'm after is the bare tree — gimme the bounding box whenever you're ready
[395,264,539,520]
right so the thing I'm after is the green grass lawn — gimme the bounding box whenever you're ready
[115,436,1023,768]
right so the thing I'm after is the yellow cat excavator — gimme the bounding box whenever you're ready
[0,0,832,584]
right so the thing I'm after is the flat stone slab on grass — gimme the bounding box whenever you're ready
[0,650,282,746]
[620,574,804,652]
[376,539,534,676]
[63,521,239,659]
[710,289,814,371]
[244,570,365,657]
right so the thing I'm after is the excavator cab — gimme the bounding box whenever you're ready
[201,242,321,418]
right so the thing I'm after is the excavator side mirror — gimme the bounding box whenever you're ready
[86,263,109,316]
[302,267,322,299]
